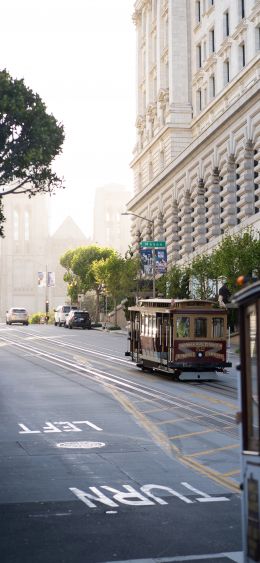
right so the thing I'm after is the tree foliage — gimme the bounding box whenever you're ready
[60,245,115,320]
[156,264,190,299]
[211,230,260,289]
[0,69,65,235]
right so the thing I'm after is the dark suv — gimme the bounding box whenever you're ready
[66,310,91,330]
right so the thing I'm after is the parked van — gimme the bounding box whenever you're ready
[54,305,77,326]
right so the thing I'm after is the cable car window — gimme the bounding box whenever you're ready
[245,304,259,451]
[176,317,190,337]
[195,318,207,337]
[212,318,224,337]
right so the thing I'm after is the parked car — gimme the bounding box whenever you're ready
[6,307,29,325]
[54,305,77,326]
[65,310,91,330]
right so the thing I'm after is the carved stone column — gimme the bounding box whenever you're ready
[236,140,255,220]
[192,178,207,249]
[206,167,222,238]
[220,154,237,230]
[179,190,193,258]
[146,220,153,240]
[157,209,165,240]
[254,136,260,213]
[171,198,180,262]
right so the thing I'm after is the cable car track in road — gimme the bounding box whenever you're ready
[1,325,238,399]
[0,332,238,440]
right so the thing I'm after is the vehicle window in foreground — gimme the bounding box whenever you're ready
[63,306,71,313]
[212,318,224,337]
[195,318,207,337]
[13,309,27,313]
[176,317,190,337]
[74,312,89,317]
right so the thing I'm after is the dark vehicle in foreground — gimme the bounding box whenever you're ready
[65,310,91,330]
[126,298,231,380]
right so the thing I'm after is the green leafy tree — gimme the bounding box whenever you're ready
[189,254,219,299]
[92,253,140,325]
[212,229,260,292]
[156,264,190,299]
[60,245,115,321]
[0,69,65,235]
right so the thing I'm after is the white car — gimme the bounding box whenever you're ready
[6,307,29,325]
[54,305,77,326]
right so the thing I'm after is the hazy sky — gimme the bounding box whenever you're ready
[0,0,136,237]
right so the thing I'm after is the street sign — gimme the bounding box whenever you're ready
[140,241,166,248]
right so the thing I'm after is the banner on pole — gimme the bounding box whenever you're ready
[155,248,167,274]
[140,248,153,275]
[37,272,46,287]
[47,272,55,287]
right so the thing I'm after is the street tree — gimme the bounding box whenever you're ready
[60,245,114,321]
[156,264,190,299]
[211,229,260,291]
[0,69,65,235]
[189,254,219,299]
[92,253,140,326]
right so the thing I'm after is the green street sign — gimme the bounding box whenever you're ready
[140,241,166,248]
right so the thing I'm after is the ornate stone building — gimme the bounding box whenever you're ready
[128,0,260,264]
[93,184,132,255]
[0,194,90,317]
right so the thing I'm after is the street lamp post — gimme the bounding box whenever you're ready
[121,212,156,298]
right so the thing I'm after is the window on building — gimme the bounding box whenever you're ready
[13,210,19,241]
[209,28,215,53]
[239,42,246,68]
[149,161,153,181]
[224,11,229,37]
[209,74,216,98]
[197,43,202,68]
[203,40,207,61]
[138,171,142,190]
[224,59,230,84]
[204,87,207,106]
[197,89,202,112]
[256,26,260,52]
[160,150,165,170]
[24,210,30,241]
[239,0,245,19]
[208,0,214,6]
[196,1,201,23]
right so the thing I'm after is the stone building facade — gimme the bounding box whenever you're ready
[93,184,132,255]
[0,194,90,318]
[128,0,260,264]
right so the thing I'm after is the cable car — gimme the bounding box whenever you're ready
[126,298,231,381]
[233,280,260,562]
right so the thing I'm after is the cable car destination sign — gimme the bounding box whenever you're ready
[140,241,166,248]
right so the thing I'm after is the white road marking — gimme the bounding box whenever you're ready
[181,481,229,502]
[104,552,243,562]
[18,420,103,434]
[69,482,230,509]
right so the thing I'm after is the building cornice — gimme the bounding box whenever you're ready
[129,77,260,210]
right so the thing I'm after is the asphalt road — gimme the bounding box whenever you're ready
[0,323,243,563]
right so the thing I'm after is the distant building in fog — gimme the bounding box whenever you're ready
[0,193,92,317]
[0,193,49,316]
[47,216,92,308]
[93,183,132,255]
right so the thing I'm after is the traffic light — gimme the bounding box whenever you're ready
[45,300,49,314]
